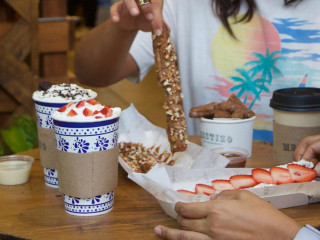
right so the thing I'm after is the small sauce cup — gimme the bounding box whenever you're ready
[0,155,34,185]
[212,147,249,168]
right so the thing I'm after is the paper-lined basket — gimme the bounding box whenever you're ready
[118,105,320,219]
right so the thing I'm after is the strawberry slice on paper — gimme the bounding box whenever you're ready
[195,184,216,196]
[252,168,274,184]
[270,167,293,184]
[230,175,257,189]
[287,164,317,183]
[177,190,197,196]
[211,180,235,191]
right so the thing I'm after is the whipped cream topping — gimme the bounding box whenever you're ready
[32,83,97,103]
[277,159,314,169]
[52,100,121,122]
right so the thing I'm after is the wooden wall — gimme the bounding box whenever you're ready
[0,0,39,125]
[39,0,77,84]
[0,0,76,126]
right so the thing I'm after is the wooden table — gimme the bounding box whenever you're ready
[0,138,320,240]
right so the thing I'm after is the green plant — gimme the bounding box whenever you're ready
[0,114,38,155]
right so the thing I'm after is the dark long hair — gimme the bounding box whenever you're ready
[213,0,302,37]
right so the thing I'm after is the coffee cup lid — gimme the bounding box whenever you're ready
[270,87,320,112]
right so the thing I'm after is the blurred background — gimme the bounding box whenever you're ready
[0,0,164,156]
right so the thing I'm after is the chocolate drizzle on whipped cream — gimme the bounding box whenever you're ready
[38,83,93,100]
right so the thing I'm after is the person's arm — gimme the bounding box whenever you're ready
[74,0,164,87]
[155,190,302,240]
[74,19,139,87]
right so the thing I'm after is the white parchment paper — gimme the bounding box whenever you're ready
[118,105,320,219]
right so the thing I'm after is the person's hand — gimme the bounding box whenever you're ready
[294,134,320,174]
[155,190,301,240]
[110,0,163,35]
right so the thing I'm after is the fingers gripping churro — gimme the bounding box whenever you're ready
[152,22,188,153]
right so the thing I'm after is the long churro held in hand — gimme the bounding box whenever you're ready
[152,22,188,153]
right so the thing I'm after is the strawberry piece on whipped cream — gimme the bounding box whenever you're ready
[52,99,121,122]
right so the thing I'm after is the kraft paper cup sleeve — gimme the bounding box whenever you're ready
[37,126,58,169]
[58,147,119,199]
[273,122,320,164]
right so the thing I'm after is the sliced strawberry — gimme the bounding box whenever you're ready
[57,105,67,112]
[270,167,293,184]
[252,168,274,184]
[76,100,86,108]
[211,179,235,191]
[83,108,93,116]
[177,189,197,196]
[106,108,113,117]
[66,102,74,107]
[287,164,317,183]
[59,102,73,112]
[87,99,100,105]
[195,184,216,196]
[100,105,111,115]
[95,116,102,119]
[67,109,77,117]
[93,110,100,115]
[230,175,257,189]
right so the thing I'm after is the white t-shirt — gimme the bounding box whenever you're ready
[129,0,320,141]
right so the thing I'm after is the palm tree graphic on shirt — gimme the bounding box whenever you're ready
[230,48,281,108]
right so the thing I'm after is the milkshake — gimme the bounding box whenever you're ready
[52,100,121,216]
[32,82,97,188]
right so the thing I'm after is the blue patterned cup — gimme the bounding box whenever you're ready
[53,114,120,216]
[34,100,67,188]
[33,84,97,189]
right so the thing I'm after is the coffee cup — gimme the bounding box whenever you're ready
[270,87,320,164]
